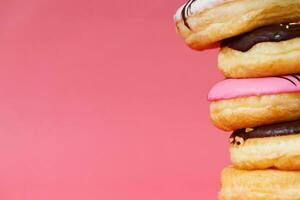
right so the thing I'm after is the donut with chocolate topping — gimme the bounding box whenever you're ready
[230,120,300,170]
[219,23,300,78]
[174,0,300,50]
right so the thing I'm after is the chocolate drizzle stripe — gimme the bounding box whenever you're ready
[181,0,196,29]
[275,76,297,86]
[291,75,300,83]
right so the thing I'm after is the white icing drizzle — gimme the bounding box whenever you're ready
[174,0,232,21]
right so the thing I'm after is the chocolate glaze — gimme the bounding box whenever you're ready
[221,23,300,52]
[181,0,196,29]
[230,120,300,145]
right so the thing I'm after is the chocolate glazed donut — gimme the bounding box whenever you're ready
[218,23,300,78]
[229,120,300,170]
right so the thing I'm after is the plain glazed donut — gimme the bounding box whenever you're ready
[229,121,300,170]
[219,167,300,200]
[218,24,300,78]
[208,76,300,131]
[174,0,300,50]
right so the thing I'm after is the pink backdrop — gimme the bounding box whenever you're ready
[0,0,229,199]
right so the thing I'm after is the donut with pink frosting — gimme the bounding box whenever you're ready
[174,0,300,50]
[209,75,300,131]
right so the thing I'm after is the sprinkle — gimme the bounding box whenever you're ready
[274,33,281,40]
[245,128,254,133]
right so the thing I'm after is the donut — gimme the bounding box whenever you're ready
[219,167,300,200]
[230,120,300,170]
[219,23,300,78]
[208,75,300,131]
[174,0,300,50]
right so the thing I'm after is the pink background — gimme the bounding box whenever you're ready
[0,0,229,199]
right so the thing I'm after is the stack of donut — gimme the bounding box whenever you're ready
[175,0,300,199]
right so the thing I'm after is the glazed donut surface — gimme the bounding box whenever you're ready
[175,0,300,50]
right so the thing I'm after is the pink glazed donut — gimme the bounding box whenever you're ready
[208,75,300,131]
[174,0,300,50]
